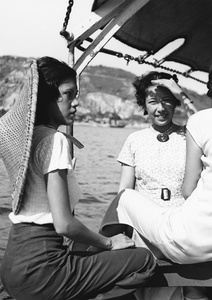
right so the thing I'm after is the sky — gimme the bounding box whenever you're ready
[0,0,209,94]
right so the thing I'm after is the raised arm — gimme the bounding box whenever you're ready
[118,163,135,192]
[151,78,197,117]
[45,169,135,250]
[182,130,203,199]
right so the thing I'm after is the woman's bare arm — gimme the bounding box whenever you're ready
[182,130,203,199]
[45,169,135,250]
[118,164,135,192]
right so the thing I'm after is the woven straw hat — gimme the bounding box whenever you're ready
[0,60,38,214]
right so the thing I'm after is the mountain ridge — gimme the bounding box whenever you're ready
[0,55,210,126]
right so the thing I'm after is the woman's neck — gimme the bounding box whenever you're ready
[47,119,59,130]
[152,122,174,133]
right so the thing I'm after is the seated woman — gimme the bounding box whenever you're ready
[100,71,210,300]
[118,71,186,208]
[0,56,156,300]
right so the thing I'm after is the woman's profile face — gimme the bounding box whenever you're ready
[145,85,176,129]
[48,77,79,128]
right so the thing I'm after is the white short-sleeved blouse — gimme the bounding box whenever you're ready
[117,125,186,206]
[168,108,212,261]
[9,125,81,224]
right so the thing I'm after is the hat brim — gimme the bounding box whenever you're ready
[0,60,38,214]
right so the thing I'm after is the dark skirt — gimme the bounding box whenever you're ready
[1,223,156,300]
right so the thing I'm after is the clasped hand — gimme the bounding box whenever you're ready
[110,233,135,250]
[87,233,135,252]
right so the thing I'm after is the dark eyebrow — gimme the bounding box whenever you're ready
[63,88,77,93]
[146,97,157,102]
[161,96,173,100]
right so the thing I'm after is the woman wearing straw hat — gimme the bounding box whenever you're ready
[0,57,156,300]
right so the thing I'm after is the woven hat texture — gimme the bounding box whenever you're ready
[0,60,38,214]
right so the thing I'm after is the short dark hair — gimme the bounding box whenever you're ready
[207,65,212,97]
[35,56,77,125]
[132,71,180,113]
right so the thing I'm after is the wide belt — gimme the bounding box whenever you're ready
[161,188,171,201]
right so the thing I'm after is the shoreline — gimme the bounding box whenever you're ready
[69,121,150,129]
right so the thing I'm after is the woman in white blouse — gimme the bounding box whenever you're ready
[101,71,208,300]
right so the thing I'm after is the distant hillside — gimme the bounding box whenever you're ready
[0,55,210,126]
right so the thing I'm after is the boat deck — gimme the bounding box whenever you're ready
[1,259,212,300]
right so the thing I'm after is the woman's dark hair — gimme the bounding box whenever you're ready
[207,64,212,97]
[35,56,77,125]
[132,71,180,114]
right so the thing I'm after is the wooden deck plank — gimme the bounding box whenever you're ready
[1,259,212,300]
[147,259,212,287]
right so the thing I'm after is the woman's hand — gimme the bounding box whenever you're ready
[46,169,135,251]
[151,78,182,97]
[151,78,197,116]
[87,233,135,252]
[110,233,135,250]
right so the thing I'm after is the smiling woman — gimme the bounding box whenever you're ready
[144,85,179,132]
[99,71,188,300]
[114,71,188,206]
[100,69,212,300]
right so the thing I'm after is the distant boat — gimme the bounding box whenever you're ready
[110,123,126,128]
[109,119,127,128]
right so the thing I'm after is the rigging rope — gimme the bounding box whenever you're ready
[60,1,207,85]
[77,39,207,84]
